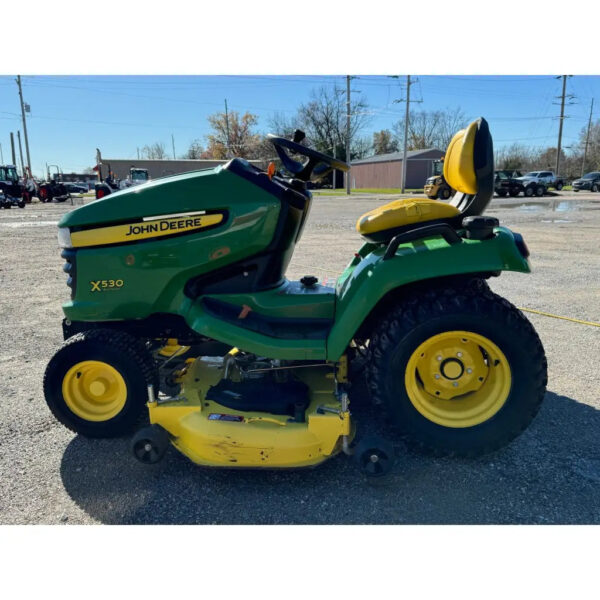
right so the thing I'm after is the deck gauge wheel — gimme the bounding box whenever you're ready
[354,436,395,478]
[132,425,170,464]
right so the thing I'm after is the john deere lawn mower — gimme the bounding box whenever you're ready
[44,118,547,477]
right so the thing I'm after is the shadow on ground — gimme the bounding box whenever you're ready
[60,390,600,524]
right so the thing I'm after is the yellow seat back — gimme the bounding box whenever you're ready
[443,120,478,195]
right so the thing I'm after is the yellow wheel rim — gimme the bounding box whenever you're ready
[62,360,127,422]
[405,331,512,428]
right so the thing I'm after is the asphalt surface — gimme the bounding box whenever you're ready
[0,191,598,524]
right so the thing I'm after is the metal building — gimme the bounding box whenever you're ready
[350,148,444,189]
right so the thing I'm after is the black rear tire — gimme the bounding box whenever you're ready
[366,282,547,457]
[555,182,563,191]
[496,190,508,197]
[43,329,158,438]
[592,184,599,193]
[508,188,520,197]
[535,185,545,197]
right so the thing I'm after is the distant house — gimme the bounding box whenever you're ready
[350,148,444,189]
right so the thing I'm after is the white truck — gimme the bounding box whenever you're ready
[516,171,564,195]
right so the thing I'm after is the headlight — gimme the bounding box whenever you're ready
[57,227,72,248]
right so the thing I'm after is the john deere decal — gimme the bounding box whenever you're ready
[70,212,224,248]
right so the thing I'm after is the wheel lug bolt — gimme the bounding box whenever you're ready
[453,382,459,387]
[435,374,440,379]
[436,355,442,361]
[457,352,463,358]
[467,368,473,374]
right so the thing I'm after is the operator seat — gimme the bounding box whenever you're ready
[356,117,494,242]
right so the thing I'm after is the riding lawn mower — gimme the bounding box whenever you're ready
[44,118,547,477]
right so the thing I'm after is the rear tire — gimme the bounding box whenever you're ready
[555,182,563,191]
[43,329,158,438]
[508,188,520,197]
[535,185,545,197]
[592,184,599,193]
[496,190,507,197]
[366,282,547,457]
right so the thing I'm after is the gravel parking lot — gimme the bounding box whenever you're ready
[0,191,598,524]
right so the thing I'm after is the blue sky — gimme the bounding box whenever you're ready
[1,75,598,178]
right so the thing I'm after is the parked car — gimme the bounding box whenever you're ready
[571,171,600,192]
[516,170,564,191]
[63,182,88,194]
[494,170,524,197]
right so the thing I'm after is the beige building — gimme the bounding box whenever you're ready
[95,150,263,180]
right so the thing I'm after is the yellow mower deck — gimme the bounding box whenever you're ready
[148,356,353,468]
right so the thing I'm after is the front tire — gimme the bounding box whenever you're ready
[366,283,547,457]
[43,329,158,437]
[439,187,451,200]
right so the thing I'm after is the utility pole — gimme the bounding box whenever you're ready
[224,99,231,158]
[581,98,594,177]
[171,134,176,159]
[17,131,25,176]
[332,139,336,190]
[555,75,569,177]
[0,143,3,164]
[10,133,17,166]
[16,76,32,172]
[401,75,412,194]
[346,75,351,194]
[391,75,421,193]
[137,147,140,160]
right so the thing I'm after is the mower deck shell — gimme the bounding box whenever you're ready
[149,356,352,468]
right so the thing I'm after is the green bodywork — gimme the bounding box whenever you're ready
[59,164,530,362]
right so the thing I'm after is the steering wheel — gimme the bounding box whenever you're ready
[267,130,350,182]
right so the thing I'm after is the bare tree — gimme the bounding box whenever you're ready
[286,86,371,162]
[183,139,208,159]
[372,129,398,155]
[393,108,469,151]
[141,142,168,160]
[268,111,298,139]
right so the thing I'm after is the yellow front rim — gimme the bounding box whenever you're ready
[62,360,127,422]
[405,331,511,428]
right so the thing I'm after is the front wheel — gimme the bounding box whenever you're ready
[366,283,547,456]
[43,329,158,437]
[524,186,534,197]
[555,182,563,191]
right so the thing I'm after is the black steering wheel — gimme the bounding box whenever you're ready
[267,130,350,182]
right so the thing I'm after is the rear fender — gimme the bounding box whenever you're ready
[327,226,530,360]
